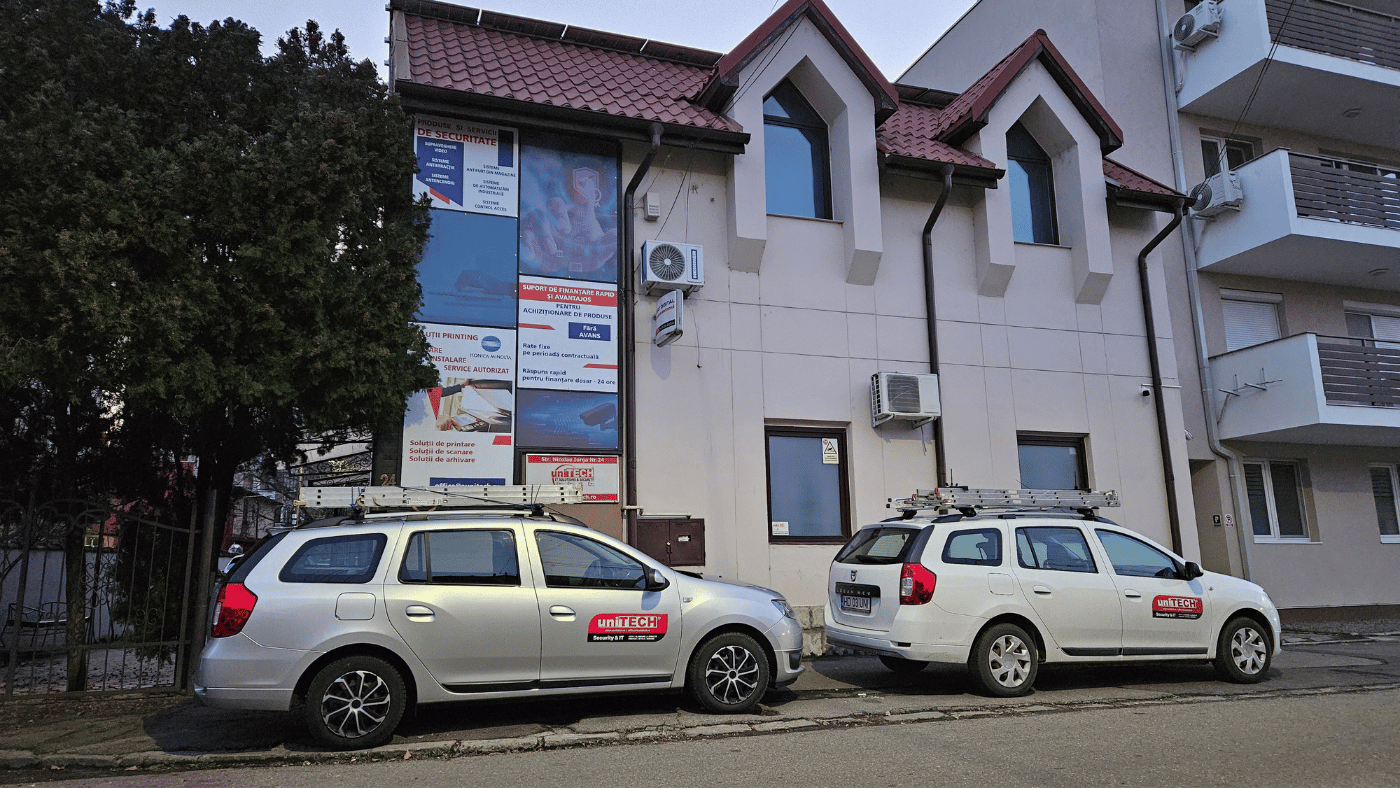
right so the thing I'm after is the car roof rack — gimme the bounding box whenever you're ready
[296,485,583,518]
[888,487,1120,518]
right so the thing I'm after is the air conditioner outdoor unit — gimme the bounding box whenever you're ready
[871,372,940,428]
[1188,171,1244,218]
[1173,0,1221,50]
[641,240,704,295]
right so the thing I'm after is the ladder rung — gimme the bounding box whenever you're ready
[297,485,583,509]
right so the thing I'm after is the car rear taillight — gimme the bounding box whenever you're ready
[211,582,257,638]
[899,563,936,605]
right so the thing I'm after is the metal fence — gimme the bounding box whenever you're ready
[0,499,199,695]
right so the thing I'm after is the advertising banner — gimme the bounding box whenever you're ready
[519,135,618,282]
[416,210,518,328]
[401,324,516,486]
[517,276,617,392]
[524,454,620,502]
[515,390,619,450]
[414,115,518,217]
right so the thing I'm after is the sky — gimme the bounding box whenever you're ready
[142,0,978,82]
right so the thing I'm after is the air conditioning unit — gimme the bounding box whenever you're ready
[641,240,704,295]
[1173,0,1221,50]
[1188,171,1244,218]
[871,372,940,428]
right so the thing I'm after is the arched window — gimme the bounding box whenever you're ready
[763,80,831,219]
[1007,122,1057,244]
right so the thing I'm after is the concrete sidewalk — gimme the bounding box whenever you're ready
[1,622,1397,777]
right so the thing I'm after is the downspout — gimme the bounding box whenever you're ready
[622,123,665,543]
[1155,0,1253,578]
[922,163,956,486]
[1136,203,1185,554]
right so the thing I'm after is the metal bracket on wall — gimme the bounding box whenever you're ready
[1216,369,1282,425]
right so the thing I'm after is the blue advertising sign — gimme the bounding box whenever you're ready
[416,210,518,329]
[413,115,519,217]
[519,134,618,283]
[515,390,619,450]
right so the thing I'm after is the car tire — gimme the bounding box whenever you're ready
[878,655,929,674]
[969,622,1038,697]
[1213,616,1272,684]
[303,655,407,750]
[687,632,771,713]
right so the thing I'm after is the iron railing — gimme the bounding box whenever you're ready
[1267,0,1400,71]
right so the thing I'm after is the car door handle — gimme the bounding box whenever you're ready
[1033,585,1051,595]
[404,605,434,620]
[549,605,576,617]
[1123,590,1142,599]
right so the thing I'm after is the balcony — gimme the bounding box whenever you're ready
[1211,333,1400,445]
[1176,0,1400,149]
[1194,149,1400,288]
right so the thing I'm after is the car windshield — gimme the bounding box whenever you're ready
[834,526,920,565]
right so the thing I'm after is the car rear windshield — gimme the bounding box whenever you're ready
[834,526,921,565]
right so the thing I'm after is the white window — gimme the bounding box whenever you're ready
[1345,309,1400,348]
[1200,135,1256,179]
[1221,290,1282,352]
[1368,465,1400,543]
[1244,460,1309,541]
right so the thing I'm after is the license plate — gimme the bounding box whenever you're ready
[840,595,872,613]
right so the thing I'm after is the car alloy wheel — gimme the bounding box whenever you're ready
[688,631,771,713]
[706,644,761,704]
[321,669,392,739]
[303,655,407,750]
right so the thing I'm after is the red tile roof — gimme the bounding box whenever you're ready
[1104,158,1183,200]
[878,104,998,170]
[931,30,1124,154]
[403,13,739,132]
[698,0,899,123]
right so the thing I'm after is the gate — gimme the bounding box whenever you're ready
[0,499,199,695]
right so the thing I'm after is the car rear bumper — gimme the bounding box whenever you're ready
[823,607,973,664]
[193,684,296,711]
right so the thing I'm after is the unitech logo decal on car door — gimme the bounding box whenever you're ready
[587,614,668,642]
[1152,596,1203,619]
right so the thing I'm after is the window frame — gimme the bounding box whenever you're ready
[941,527,1004,567]
[1368,464,1400,543]
[762,80,832,220]
[1016,433,1089,491]
[1244,459,1311,542]
[765,426,852,545]
[278,533,388,585]
[1221,289,1283,352]
[1200,134,1257,179]
[1094,529,1182,579]
[1006,122,1059,245]
[533,530,648,590]
[1015,526,1099,574]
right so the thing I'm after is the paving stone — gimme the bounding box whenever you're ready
[0,751,38,769]
[752,719,818,732]
[624,730,671,741]
[683,724,751,737]
[42,754,118,768]
[950,710,999,719]
[541,732,620,748]
[884,711,948,722]
[456,735,542,754]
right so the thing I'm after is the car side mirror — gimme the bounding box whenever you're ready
[1181,561,1204,581]
[644,567,670,592]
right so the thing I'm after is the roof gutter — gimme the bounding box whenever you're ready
[1135,203,1186,554]
[622,123,665,544]
[923,163,956,486]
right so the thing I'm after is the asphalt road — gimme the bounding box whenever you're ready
[19,633,1400,787]
[44,687,1400,787]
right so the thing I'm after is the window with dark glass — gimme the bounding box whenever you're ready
[534,531,646,589]
[942,528,1003,566]
[763,80,831,219]
[399,529,520,585]
[1368,465,1400,540]
[1095,530,1179,578]
[1200,135,1256,178]
[1007,122,1057,244]
[1017,434,1087,491]
[1015,526,1097,573]
[766,427,850,542]
[1244,460,1308,539]
[279,534,387,584]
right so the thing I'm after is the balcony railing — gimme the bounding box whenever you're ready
[1267,0,1400,72]
[1316,337,1400,407]
[1290,153,1400,232]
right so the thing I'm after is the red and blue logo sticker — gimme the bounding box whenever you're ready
[1152,595,1203,619]
[587,614,668,642]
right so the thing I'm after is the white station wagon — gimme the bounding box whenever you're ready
[824,489,1281,696]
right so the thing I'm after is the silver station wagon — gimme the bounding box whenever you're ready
[195,486,804,749]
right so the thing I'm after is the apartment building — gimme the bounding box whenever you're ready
[910,0,1400,617]
[382,0,1189,643]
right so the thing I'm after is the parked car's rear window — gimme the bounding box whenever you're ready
[279,534,388,584]
[942,528,1002,566]
[835,527,920,565]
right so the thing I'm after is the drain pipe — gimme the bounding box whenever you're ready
[621,123,665,544]
[922,163,956,486]
[1137,204,1186,554]
[1155,0,1253,578]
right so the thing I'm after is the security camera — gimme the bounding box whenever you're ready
[1140,386,1152,397]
